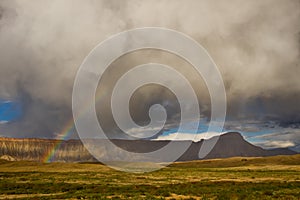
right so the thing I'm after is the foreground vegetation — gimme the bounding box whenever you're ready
[0,155,299,199]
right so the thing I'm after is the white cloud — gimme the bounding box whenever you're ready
[253,140,295,149]
[0,121,9,124]
[243,127,300,149]
[125,126,164,138]
[154,132,222,141]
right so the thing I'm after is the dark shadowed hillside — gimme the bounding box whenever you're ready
[0,132,296,162]
[204,132,296,159]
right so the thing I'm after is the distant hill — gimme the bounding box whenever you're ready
[290,144,300,153]
[201,132,296,160]
[0,132,296,162]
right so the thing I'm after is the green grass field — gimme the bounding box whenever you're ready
[0,155,299,199]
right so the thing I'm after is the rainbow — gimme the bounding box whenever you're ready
[42,86,117,163]
[42,118,75,163]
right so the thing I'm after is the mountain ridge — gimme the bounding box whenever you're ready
[0,132,296,162]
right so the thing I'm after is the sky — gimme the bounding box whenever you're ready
[0,100,22,124]
[0,0,299,150]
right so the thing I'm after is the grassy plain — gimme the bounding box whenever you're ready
[0,154,299,199]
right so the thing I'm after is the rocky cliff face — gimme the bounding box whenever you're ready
[0,137,95,162]
[0,132,296,162]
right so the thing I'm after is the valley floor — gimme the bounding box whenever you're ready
[0,154,299,199]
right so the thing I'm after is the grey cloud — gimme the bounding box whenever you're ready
[0,0,299,138]
[251,131,300,143]
[250,130,300,149]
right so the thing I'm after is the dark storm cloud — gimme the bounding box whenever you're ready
[0,0,299,138]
